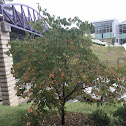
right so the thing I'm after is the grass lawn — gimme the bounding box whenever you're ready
[65,102,122,115]
[0,102,122,126]
[0,103,30,126]
[91,44,126,67]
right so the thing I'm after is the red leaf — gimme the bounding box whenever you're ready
[61,73,64,78]
[49,74,54,78]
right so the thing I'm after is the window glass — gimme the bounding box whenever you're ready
[107,29,109,32]
[103,29,106,33]
[123,30,126,33]
[123,25,126,29]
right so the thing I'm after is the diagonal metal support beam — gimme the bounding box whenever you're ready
[0,3,45,36]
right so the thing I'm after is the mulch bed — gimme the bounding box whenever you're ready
[40,112,94,126]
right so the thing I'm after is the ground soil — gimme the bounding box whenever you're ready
[40,112,94,126]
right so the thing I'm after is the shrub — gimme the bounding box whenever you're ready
[89,109,110,126]
[93,42,105,46]
[113,104,126,126]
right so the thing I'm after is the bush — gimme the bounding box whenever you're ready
[92,42,105,46]
[113,104,126,126]
[89,109,110,126]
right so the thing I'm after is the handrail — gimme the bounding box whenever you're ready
[0,3,45,36]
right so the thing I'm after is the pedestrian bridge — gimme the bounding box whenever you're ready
[0,3,47,36]
[0,3,46,106]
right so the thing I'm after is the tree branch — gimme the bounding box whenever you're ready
[54,85,61,100]
[64,82,84,101]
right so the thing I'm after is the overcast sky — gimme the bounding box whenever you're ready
[7,0,126,23]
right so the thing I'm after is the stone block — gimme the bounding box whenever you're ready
[0,49,9,54]
[4,57,13,63]
[0,78,15,85]
[0,76,6,80]
[0,91,9,96]
[1,89,16,96]
[2,48,10,53]
[0,76,15,83]
[2,92,19,106]
[9,96,18,104]
[10,99,18,106]
[1,84,15,92]
[0,31,9,36]
[0,40,10,45]
[2,99,10,105]
[0,74,14,81]
[0,58,4,63]
[0,44,11,49]
[0,66,5,71]
[5,74,14,79]
[0,97,2,101]
[0,71,6,75]
[0,61,13,67]
[1,23,11,32]
[2,91,16,100]
[0,71,11,75]
[0,24,18,106]
[0,53,8,58]
[0,57,13,63]
[0,79,7,83]
[0,35,10,40]
[0,65,12,72]
[2,96,9,100]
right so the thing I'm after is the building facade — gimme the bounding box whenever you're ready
[92,19,126,45]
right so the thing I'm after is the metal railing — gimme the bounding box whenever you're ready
[0,3,47,36]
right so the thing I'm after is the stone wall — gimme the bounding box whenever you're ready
[0,22,18,106]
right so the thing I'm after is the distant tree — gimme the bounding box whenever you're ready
[89,23,95,33]
[78,20,94,34]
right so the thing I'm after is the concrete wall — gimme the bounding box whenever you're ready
[0,22,18,106]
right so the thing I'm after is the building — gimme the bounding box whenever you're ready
[92,19,126,45]
[118,21,126,44]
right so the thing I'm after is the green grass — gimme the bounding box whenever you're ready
[91,44,126,66]
[65,102,122,114]
[0,102,123,126]
[0,103,29,126]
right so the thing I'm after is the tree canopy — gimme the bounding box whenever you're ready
[7,9,126,125]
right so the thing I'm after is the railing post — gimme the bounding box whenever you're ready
[12,5,16,25]
[27,7,32,31]
[21,5,25,29]
[0,22,18,106]
[33,10,36,22]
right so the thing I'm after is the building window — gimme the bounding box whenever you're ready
[123,30,126,33]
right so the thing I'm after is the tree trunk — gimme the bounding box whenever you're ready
[61,104,65,125]
[61,83,65,125]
